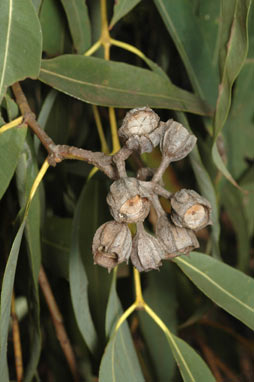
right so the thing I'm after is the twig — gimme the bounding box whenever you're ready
[196,334,223,381]
[38,266,79,382]
[11,82,118,178]
[11,293,23,382]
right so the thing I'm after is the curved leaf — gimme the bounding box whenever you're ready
[69,182,98,354]
[153,0,219,105]
[0,126,27,200]
[0,0,42,102]
[60,0,91,53]
[0,220,26,382]
[110,0,141,28]
[99,271,145,382]
[174,252,254,330]
[39,55,212,116]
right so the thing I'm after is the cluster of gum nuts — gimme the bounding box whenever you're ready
[92,107,212,272]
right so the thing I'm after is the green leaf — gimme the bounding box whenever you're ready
[0,219,26,381]
[60,0,91,53]
[3,93,19,120]
[110,0,141,28]
[174,252,254,330]
[0,126,27,200]
[0,0,42,102]
[15,136,42,381]
[39,0,66,56]
[223,63,254,178]
[221,181,250,270]
[214,0,252,140]
[153,0,219,105]
[164,333,215,382]
[99,271,145,382]
[42,216,72,281]
[139,263,177,381]
[78,179,112,345]
[239,166,254,236]
[69,182,98,354]
[39,55,212,116]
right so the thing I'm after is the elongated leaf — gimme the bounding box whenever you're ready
[110,0,141,28]
[221,181,250,270]
[239,166,254,237]
[211,0,252,185]
[60,0,91,53]
[39,55,212,116]
[153,0,219,105]
[174,252,254,330]
[0,220,26,381]
[69,182,98,354]
[15,136,42,381]
[139,262,177,381]
[0,0,42,102]
[0,126,27,199]
[223,63,254,178]
[99,271,144,382]
[78,179,112,345]
[214,0,252,139]
[165,332,215,382]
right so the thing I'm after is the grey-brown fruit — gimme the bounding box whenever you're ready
[106,177,151,223]
[156,215,199,259]
[131,227,164,272]
[92,221,132,271]
[171,189,212,231]
[160,120,197,162]
[118,107,163,154]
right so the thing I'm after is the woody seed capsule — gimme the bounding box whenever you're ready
[156,215,199,259]
[171,189,212,231]
[160,120,197,162]
[106,177,151,223]
[118,107,162,153]
[131,227,164,272]
[92,221,132,271]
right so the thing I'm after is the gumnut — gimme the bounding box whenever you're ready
[171,189,212,231]
[130,223,164,272]
[156,215,199,259]
[160,120,197,162]
[118,107,163,153]
[106,177,151,223]
[92,220,132,271]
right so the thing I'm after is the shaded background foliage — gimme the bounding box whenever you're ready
[0,0,254,381]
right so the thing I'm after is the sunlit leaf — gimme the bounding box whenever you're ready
[39,55,212,116]
[0,0,42,102]
[174,252,254,330]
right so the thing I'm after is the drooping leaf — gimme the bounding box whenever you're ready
[42,216,72,281]
[15,135,42,381]
[39,55,212,116]
[0,220,26,382]
[153,0,219,105]
[239,166,254,237]
[110,0,141,28]
[223,63,254,178]
[174,252,254,330]
[0,0,42,102]
[78,178,112,345]
[139,262,177,381]
[99,270,145,382]
[211,0,252,186]
[3,93,19,120]
[39,0,66,56]
[0,126,27,199]
[60,0,91,53]
[69,182,98,354]
[221,180,250,270]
